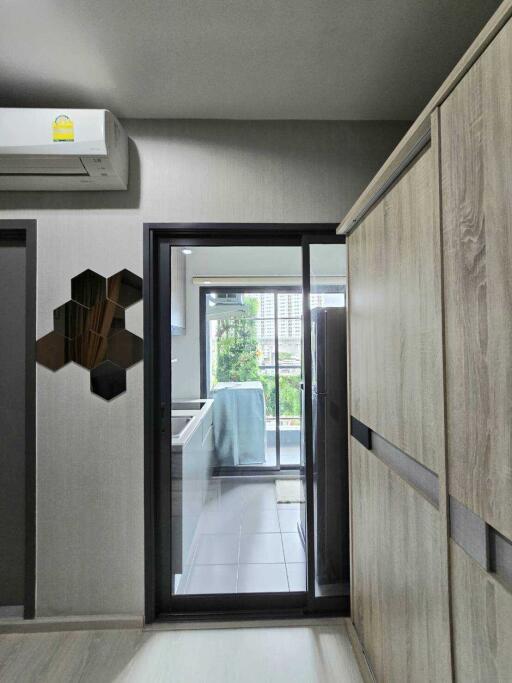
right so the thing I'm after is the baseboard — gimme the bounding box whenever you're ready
[0,606,24,618]
[345,619,376,683]
[0,614,143,634]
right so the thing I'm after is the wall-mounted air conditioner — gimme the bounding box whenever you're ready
[207,292,248,320]
[0,108,128,190]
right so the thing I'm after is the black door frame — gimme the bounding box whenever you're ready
[144,223,348,623]
[0,220,37,620]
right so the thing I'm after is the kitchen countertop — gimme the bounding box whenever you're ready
[171,399,213,448]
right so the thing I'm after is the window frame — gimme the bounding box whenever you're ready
[200,284,303,473]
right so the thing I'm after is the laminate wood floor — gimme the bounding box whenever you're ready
[0,620,362,683]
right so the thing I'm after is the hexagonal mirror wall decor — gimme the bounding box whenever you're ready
[71,269,106,308]
[36,268,143,400]
[107,329,144,369]
[107,269,143,308]
[90,360,127,401]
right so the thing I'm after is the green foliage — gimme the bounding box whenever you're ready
[215,296,301,419]
[279,374,301,417]
[260,375,276,416]
[216,298,261,384]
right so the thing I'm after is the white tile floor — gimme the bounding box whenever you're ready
[177,479,306,594]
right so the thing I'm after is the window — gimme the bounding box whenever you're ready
[202,287,302,469]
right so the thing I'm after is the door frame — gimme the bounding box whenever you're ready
[0,220,37,620]
[143,223,347,623]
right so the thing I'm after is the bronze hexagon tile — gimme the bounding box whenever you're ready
[106,329,143,369]
[53,300,89,339]
[107,269,142,309]
[87,299,125,338]
[90,361,126,401]
[68,330,108,370]
[71,269,106,308]
[36,331,72,371]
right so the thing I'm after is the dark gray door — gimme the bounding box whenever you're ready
[0,236,26,608]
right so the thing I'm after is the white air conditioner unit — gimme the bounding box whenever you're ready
[207,292,249,320]
[0,108,128,190]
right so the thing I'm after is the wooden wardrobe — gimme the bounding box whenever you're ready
[340,3,512,681]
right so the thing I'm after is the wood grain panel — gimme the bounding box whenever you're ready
[351,439,451,682]
[349,146,444,473]
[441,18,512,540]
[450,540,512,682]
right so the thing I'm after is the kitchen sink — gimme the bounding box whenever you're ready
[172,401,206,410]
[171,415,193,438]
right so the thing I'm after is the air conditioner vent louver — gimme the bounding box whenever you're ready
[0,155,87,175]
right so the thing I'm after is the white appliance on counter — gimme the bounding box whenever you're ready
[0,108,128,190]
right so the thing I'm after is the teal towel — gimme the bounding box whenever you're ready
[212,381,266,466]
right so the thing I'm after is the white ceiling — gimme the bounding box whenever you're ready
[0,0,500,120]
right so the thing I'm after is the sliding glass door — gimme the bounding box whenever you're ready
[146,226,349,620]
[301,238,349,604]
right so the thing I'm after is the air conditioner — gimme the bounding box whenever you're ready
[0,108,128,190]
[207,292,248,320]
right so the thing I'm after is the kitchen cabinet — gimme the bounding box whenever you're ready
[171,402,214,576]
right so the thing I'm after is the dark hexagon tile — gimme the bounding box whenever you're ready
[106,329,143,369]
[90,361,126,401]
[36,331,72,371]
[68,330,107,370]
[87,299,125,338]
[71,269,106,308]
[53,300,89,339]
[107,269,142,309]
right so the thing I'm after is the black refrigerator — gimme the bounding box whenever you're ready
[300,306,349,594]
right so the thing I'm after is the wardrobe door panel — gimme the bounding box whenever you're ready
[450,540,512,682]
[349,146,443,473]
[351,439,451,682]
[441,18,512,540]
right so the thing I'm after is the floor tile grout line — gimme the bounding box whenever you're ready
[183,478,302,594]
[235,517,242,593]
[276,522,290,592]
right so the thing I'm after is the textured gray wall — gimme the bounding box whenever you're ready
[0,119,408,616]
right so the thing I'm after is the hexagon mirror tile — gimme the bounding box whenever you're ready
[107,329,143,369]
[36,331,72,371]
[68,331,108,370]
[71,269,106,308]
[90,361,126,401]
[87,300,125,337]
[36,268,142,400]
[107,269,142,308]
[53,300,89,339]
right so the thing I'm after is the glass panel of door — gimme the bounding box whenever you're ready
[300,241,349,600]
[159,238,348,611]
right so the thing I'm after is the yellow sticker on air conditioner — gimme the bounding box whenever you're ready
[52,115,74,142]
